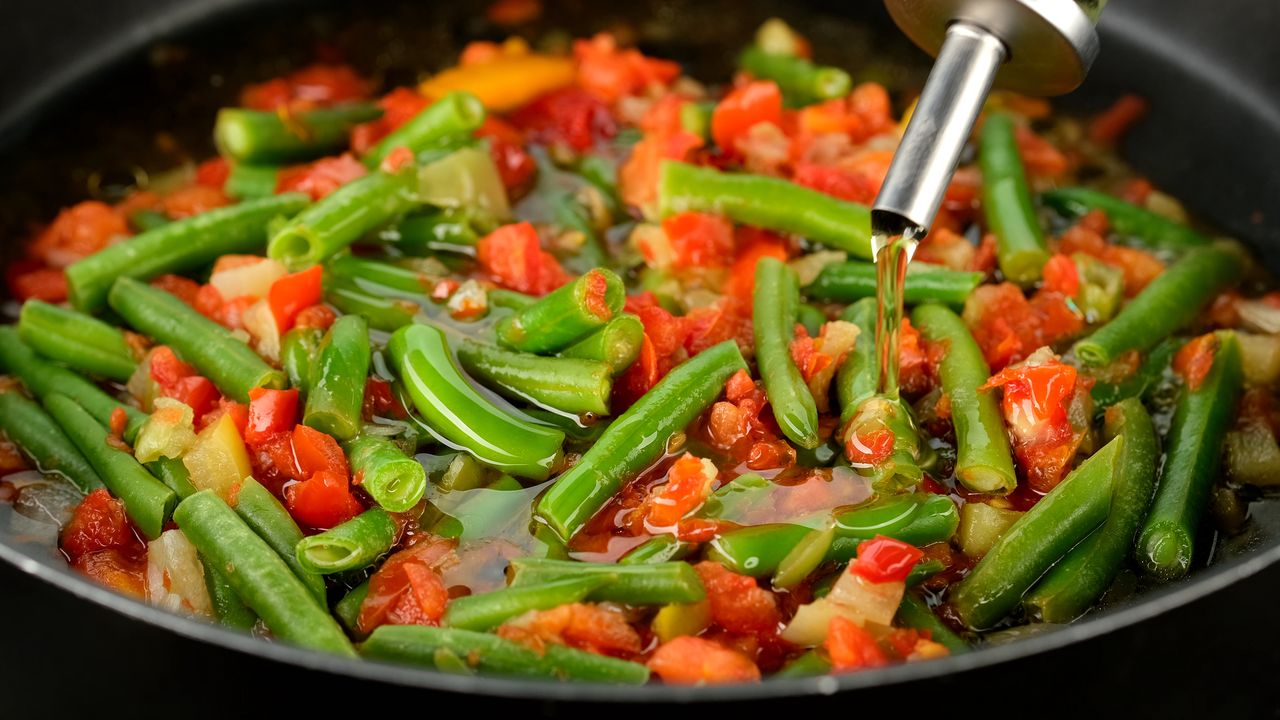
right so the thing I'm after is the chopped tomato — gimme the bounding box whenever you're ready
[71,548,147,598]
[647,636,762,684]
[363,377,405,420]
[792,163,877,205]
[9,266,68,302]
[249,432,304,494]
[618,129,703,210]
[980,352,1082,491]
[294,304,337,330]
[825,615,888,671]
[498,603,642,656]
[358,539,455,633]
[683,298,751,357]
[1042,253,1080,296]
[350,87,431,154]
[612,333,659,410]
[660,212,735,268]
[475,116,536,192]
[276,153,367,200]
[1174,332,1218,392]
[1015,124,1069,178]
[475,222,570,295]
[581,269,614,320]
[151,273,202,306]
[245,388,299,446]
[1089,94,1148,145]
[849,82,894,136]
[711,81,783,153]
[845,427,894,467]
[694,561,781,637]
[148,346,196,387]
[165,376,221,420]
[28,201,128,267]
[61,488,141,560]
[1059,210,1164,296]
[199,398,249,436]
[161,184,230,218]
[285,469,363,529]
[850,536,924,583]
[292,424,350,477]
[573,33,681,104]
[636,454,717,529]
[195,157,232,188]
[268,265,324,332]
[963,283,1084,371]
[509,86,617,151]
[240,63,370,111]
[725,228,789,307]
[790,327,833,383]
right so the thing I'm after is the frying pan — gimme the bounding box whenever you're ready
[1,0,1279,712]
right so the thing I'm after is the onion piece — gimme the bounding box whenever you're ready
[209,257,287,301]
[1238,333,1280,386]
[146,529,214,618]
[1237,300,1280,335]
[133,398,197,463]
[241,298,281,362]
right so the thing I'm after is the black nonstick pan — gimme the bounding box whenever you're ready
[1,0,1279,714]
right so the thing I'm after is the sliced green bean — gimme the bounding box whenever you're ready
[1042,187,1210,252]
[204,561,258,630]
[335,581,370,636]
[346,435,427,512]
[508,558,705,605]
[326,281,420,332]
[380,207,481,255]
[281,326,323,395]
[147,457,198,500]
[363,91,486,168]
[558,313,645,375]
[739,46,851,105]
[231,477,327,602]
[896,591,968,654]
[18,300,137,381]
[754,257,820,449]
[215,102,382,163]
[980,113,1049,284]
[0,390,103,493]
[458,342,613,417]
[805,262,983,307]
[303,314,370,441]
[495,269,625,354]
[836,298,878,423]
[224,163,282,200]
[296,508,399,574]
[443,576,611,631]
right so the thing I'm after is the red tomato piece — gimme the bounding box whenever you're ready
[509,86,617,151]
[29,201,129,267]
[148,346,196,387]
[276,153,366,200]
[711,81,783,153]
[268,265,324,332]
[694,561,781,636]
[249,432,304,495]
[358,539,455,633]
[292,424,350,477]
[164,376,221,420]
[9,266,68,302]
[241,63,370,111]
[792,163,878,205]
[498,603,642,656]
[72,548,147,598]
[475,222,570,295]
[647,636,761,684]
[573,33,681,104]
[149,274,202,307]
[350,87,431,154]
[195,157,231,188]
[61,489,141,560]
[980,354,1082,491]
[161,185,230,219]
[475,116,537,193]
[294,304,337,331]
[285,469,363,529]
[1174,332,1218,392]
[1042,254,1081,296]
[660,212,735,268]
[245,388,299,446]
[638,454,716,529]
[850,535,924,583]
[618,129,703,210]
[825,615,889,671]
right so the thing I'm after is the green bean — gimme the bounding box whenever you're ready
[535,340,747,540]
[1135,331,1243,580]
[302,314,370,441]
[174,491,355,656]
[705,524,812,576]
[797,303,826,338]
[558,313,645,376]
[66,193,309,312]
[896,591,968,654]
[754,257,820,449]
[108,277,285,402]
[231,477,327,602]
[346,435,427,512]
[0,391,103,493]
[950,437,1122,630]
[335,581,370,636]
[18,300,137,381]
[1025,398,1158,621]
[659,161,873,258]
[679,100,715,141]
[281,326,323,395]
[836,298,878,423]
[1042,187,1210,252]
[1073,245,1243,366]
[224,163,281,200]
[553,192,609,275]
[618,535,695,565]
[776,650,832,677]
[495,269,625,354]
[128,209,171,233]
[215,102,382,163]
[43,394,176,539]
[147,457,198,500]
[443,577,610,631]
[1090,338,1180,408]
[508,558,705,605]
[380,207,481,255]
[739,46,851,105]
[912,303,1017,494]
[325,255,435,297]
[0,327,147,440]
[774,526,835,589]
[805,262,984,307]
[980,113,1050,284]
[388,323,564,480]
[203,561,258,630]
[458,342,613,417]
[295,508,399,575]
[363,91,486,168]
[326,281,420,332]
[489,288,537,311]
[361,626,649,684]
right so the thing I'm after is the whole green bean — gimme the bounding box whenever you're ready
[147,457,198,499]
[66,193,309,312]
[231,477,326,602]
[303,314,370,441]
[754,257,821,449]
[1025,398,1158,621]
[534,340,747,541]
[836,298,878,423]
[18,300,137,381]
[443,576,610,631]
[268,166,419,269]
[980,113,1050,284]
[1074,245,1243,366]
[1042,187,1210,251]
[912,303,1017,494]
[659,161,873,258]
[805,261,984,307]
[458,342,613,417]
[361,625,650,684]
[280,326,323,395]
[224,163,282,200]
[204,561,258,630]
[215,102,382,163]
[739,46,851,105]
[1135,331,1242,580]
[558,313,645,375]
[43,393,176,539]
[295,507,399,574]
[346,435,427,512]
[363,91,486,168]
[388,323,564,480]
[508,558,705,605]
[495,269,625,354]
[109,277,285,402]
[896,591,968,654]
[0,327,147,440]
[174,491,355,656]
[950,436,1122,630]
[0,390,103,493]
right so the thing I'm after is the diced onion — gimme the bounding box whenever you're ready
[788,250,847,287]
[126,351,158,412]
[146,529,214,618]
[827,569,904,626]
[242,298,281,362]
[958,502,1024,558]
[209,257,286,301]
[133,398,197,463]
[1238,332,1280,386]
[1237,300,1280,335]
[1226,423,1280,487]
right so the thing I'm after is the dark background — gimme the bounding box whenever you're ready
[1,0,1279,717]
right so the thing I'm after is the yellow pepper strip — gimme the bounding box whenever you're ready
[419,54,575,113]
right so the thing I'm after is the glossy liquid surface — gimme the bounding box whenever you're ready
[871,216,925,397]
